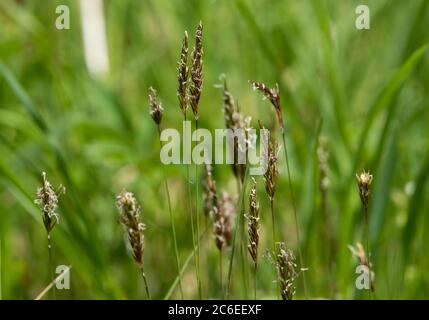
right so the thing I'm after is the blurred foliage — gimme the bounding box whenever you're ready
[0,0,428,299]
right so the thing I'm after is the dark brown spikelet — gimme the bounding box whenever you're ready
[223,80,247,182]
[275,242,298,300]
[117,191,146,267]
[190,21,203,120]
[35,172,65,234]
[246,178,260,263]
[223,80,236,130]
[251,81,283,128]
[203,162,218,218]
[213,191,235,250]
[263,131,279,203]
[177,31,189,114]
[356,170,373,211]
[148,87,164,125]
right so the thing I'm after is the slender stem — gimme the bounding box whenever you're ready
[164,225,210,300]
[225,167,249,299]
[140,266,151,299]
[364,206,373,300]
[35,266,72,300]
[157,125,183,299]
[184,113,200,299]
[236,179,249,298]
[254,262,257,300]
[195,118,202,299]
[281,127,308,299]
[239,229,249,298]
[270,199,277,251]
[47,233,56,300]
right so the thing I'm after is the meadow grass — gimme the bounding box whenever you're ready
[0,0,428,299]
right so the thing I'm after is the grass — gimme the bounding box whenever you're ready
[0,0,429,299]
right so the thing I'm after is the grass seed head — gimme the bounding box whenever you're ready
[263,132,279,203]
[117,190,146,267]
[275,242,297,300]
[190,21,203,120]
[213,190,235,251]
[223,80,247,182]
[250,81,283,128]
[356,170,373,211]
[148,87,164,125]
[246,178,260,263]
[35,172,65,234]
[177,31,189,114]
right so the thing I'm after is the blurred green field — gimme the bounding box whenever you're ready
[0,0,428,299]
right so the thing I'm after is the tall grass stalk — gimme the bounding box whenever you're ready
[356,171,374,299]
[250,81,308,297]
[190,21,204,299]
[280,128,308,298]
[236,181,249,298]
[225,167,249,299]
[149,88,184,298]
[223,80,249,297]
[184,113,200,299]
[157,126,183,298]
[195,119,202,298]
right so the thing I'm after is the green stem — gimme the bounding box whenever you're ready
[237,179,249,298]
[281,127,308,299]
[157,125,183,299]
[184,113,200,299]
[270,199,277,251]
[47,234,56,300]
[254,262,257,300]
[195,118,202,299]
[140,266,151,299]
[225,167,249,299]
[364,206,373,300]
[164,226,210,300]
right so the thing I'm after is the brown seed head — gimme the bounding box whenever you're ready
[223,80,247,182]
[246,178,260,263]
[177,31,189,114]
[117,190,146,267]
[148,87,164,125]
[35,172,65,234]
[190,22,203,119]
[213,190,235,251]
[263,132,279,203]
[356,170,373,211]
[275,242,297,300]
[250,81,283,128]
